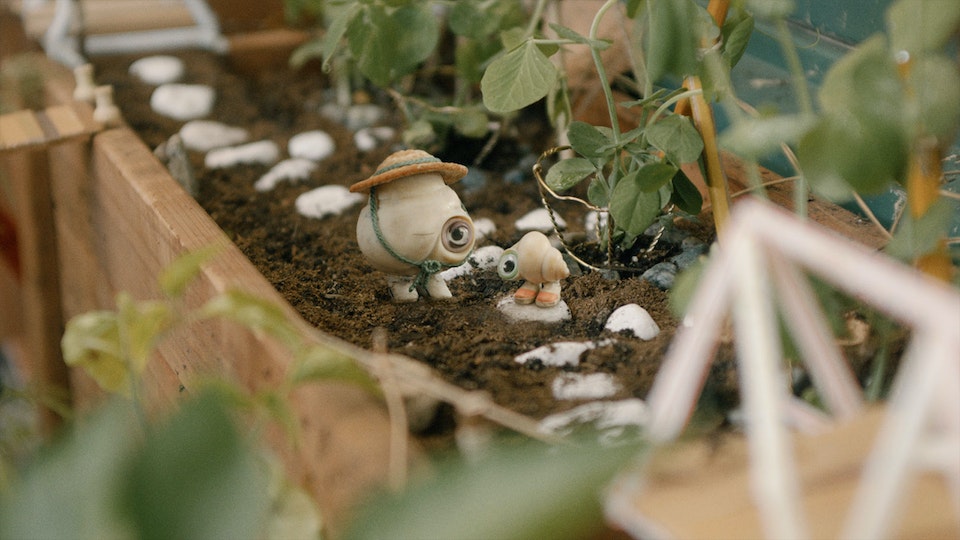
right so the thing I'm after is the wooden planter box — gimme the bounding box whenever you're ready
[7,4,942,538]
[0,7,400,536]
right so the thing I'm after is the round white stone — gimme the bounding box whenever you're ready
[150,83,215,121]
[604,303,660,340]
[288,130,335,162]
[497,296,571,324]
[441,245,504,281]
[295,185,363,219]
[513,339,611,367]
[551,373,620,401]
[179,120,248,152]
[538,399,648,441]
[255,158,318,192]
[129,55,185,85]
[204,140,279,169]
[354,126,396,151]
[515,208,566,232]
[473,217,497,243]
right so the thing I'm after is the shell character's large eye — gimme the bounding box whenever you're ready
[498,250,520,280]
[442,217,474,252]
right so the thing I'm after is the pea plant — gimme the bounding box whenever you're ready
[481,0,753,263]
[1,248,373,539]
[287,0,527,149]
[795,0,960,281]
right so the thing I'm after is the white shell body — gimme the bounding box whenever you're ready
[505,231,570,283]
[356,172,474,276]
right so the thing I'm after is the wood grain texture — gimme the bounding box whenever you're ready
[614,407,959,539]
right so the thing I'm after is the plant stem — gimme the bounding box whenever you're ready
[588,0,622,144]
[772,18,814,219]
[524,0,550,39]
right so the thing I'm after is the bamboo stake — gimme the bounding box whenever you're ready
[674,0,732,235]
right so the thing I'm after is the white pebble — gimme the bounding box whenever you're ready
[538,399,648,442]
[296,185,363,219]
[584,211,608,242]
[514,339,611,367]
[604,304,660,340]
[179,120,248,152]
[441,245,504,281]
[473,217,496,243]
[205,140,279,169]
[354,126,396,151]
[515,208,566,233]
[151,83,215,121]
[129,55,184,85]
[497,296,570,323]
[255,158,318,192]
[289,130,335,162]
[551,373,620,401]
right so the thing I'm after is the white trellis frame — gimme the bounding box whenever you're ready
[642,198,960,539]
[38,0,227,67]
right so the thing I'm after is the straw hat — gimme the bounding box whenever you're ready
[350,149,468,193]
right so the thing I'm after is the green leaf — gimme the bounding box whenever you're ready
[292,347,377,391]
[450,0,524,39]
[721,11,754,68]
[0,402,139,539]
[319,2,361,72]
[906,56,960,143]
[449,0,500,39]
[348,4,439,87]
[200,290,300,349]
[718,114,816,159]
[646,114,704,164]
[818,36,902,127]
[644,0,701,82]
[670,170,704,215]
[548,23,611,50]
[121,391,269,540]
[609,174,662,237]
[61,310,128,396]
[402,119,436,148]
[159,245,221,298]
[117,293,173,373]
[567,121,613,159]
[886,0,960,55]
[884,198,955,262]
[455,38,502,83]
[587,176,611,208]
[345,440,643,540]
[481,39,558,113]
[499,26,527,50]
[798,113,906,199]
[289,38,324,70]
[545,158,596,192]
[635,162,678,193]
[452,107,490,138]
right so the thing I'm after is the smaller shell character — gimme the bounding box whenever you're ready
[497,231,571,308]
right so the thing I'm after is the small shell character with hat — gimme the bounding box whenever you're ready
[351,149,476,302]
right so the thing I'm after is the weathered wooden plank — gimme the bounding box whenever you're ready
[0,103,99,154]
[77,127,399,536]
[617,407,959,539]
[0,145,70,431]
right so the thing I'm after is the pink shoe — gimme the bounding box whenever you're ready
[514,286,537,305]
[535,290,560,308]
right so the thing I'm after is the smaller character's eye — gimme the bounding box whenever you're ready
[498,251,520,280]
[442,217,474,252]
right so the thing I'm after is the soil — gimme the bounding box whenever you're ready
[91,50,739,434]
